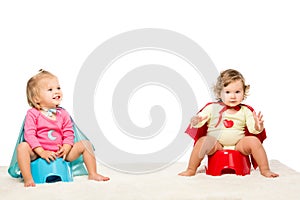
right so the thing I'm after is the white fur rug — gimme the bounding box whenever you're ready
[0,160,299,200]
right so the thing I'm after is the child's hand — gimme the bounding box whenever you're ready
[40,150,57,163]
[253,111,264,132]
[56,144,71,160]
[190,115,208,126]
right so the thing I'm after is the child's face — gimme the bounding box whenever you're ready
[36,77,63,109]
[220,79,244,107]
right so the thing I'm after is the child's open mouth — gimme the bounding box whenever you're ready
[53,96,61,100]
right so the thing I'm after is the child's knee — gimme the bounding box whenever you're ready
[239,136,262,153]
[17,142,30,152]
[195,136,210,146]
[77,140,92,151]
[246,136,262,147]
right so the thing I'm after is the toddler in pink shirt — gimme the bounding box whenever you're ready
[17,69,110,187]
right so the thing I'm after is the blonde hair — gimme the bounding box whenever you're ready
[26,69,57,109]
[213,69,250,100]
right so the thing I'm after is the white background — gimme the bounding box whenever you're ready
[1,0,299,172]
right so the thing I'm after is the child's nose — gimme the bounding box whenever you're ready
[230,93,236,98]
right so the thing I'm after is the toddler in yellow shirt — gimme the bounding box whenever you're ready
[179,69,278,178]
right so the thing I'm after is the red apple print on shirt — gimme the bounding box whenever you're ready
[223,119,234,128]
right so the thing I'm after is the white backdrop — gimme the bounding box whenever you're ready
[1,0,299,172]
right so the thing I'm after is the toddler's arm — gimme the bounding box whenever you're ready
[190,115,208,126]
[253,111,264,132]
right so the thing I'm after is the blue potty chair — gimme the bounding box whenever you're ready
[31,158,73,184]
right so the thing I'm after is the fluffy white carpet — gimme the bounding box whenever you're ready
[0,160,299,200]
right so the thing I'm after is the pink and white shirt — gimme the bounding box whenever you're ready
[24,108,74,151]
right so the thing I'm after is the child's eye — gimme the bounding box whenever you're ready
[57,87,61,90]
[225,91,230,94]
[236,91,241,94]
[48,88,53,92]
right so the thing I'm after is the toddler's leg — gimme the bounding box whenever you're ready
[17,142,38,187]
[235,136,279,178]
[179,136,221,176]
[66,140,110,181]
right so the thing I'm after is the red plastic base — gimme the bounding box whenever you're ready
[206,150,251,176]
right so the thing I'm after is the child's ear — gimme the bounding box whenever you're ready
[245,84,250,92]
[32,96,40,106]
[33,97,39,103]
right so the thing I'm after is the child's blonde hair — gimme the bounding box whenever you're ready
[26,69,57,109]
[213,69,250,100]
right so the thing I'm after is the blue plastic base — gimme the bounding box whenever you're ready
[31,158,73,184]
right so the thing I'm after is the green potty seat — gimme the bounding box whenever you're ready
[31,158,73,184]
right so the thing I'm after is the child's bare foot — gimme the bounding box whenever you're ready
[24,178,36,187]
[261,170,279,178]
[178,169,196,176]
[88,173,110,181]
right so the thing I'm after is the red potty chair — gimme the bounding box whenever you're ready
[206,149,251,176]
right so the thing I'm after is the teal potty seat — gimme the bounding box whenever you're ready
[31,158,73,184]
